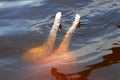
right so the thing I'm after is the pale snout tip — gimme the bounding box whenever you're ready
[55,12,62,19]
[74,14,81,29]
[54,12,62,24]
[75,14,80,21]
[74,14,80,26]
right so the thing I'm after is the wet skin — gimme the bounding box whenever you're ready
[22,12,80,63]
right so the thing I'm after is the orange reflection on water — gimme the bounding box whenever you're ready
[51,46,120,80]
[22,12,80,64]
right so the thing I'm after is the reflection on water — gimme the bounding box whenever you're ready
[51,46,120,80]
[51,67,68,80]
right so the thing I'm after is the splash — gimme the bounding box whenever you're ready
[22,12,80,64]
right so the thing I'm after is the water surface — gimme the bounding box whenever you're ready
[0,0,120,80]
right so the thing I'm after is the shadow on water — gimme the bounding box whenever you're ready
[51,46,120,80]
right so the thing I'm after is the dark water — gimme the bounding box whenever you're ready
[0,0,120,80]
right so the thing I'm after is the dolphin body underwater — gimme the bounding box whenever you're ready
[22,12,81,64]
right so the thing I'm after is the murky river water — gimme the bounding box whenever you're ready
[0,0,120,80]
